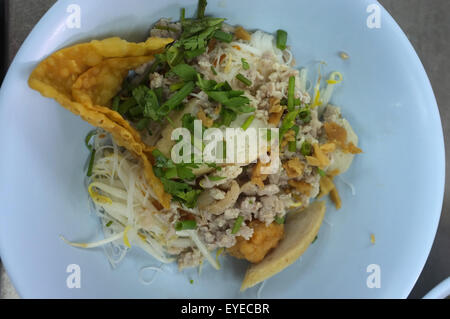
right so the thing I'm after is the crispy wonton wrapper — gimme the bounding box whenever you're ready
[240,201,326,291]
[28,37,173,208]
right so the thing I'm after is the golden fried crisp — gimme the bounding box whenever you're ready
[71,56,155,147]
[324,121,363,154]
[240,201,326,291]
[288,180,312,196]
[318,175,341,210]
[251,160,269,189]
[228,220,284,264]
[282,158,304,178]
[28,37,173,208]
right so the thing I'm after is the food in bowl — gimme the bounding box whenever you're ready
[28,0,361,290]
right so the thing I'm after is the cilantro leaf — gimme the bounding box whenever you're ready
[170,63,198,82]
[132,86,160,121]
[279,109,300,140]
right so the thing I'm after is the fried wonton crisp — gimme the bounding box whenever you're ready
[28,37,173,208]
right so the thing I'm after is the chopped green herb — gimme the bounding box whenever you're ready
[170,63,198,82]
[276,29,288,50]
[132,86,159,120]
[288,125,299,152]
[275,216,285,224]
[279,108,300,141]
[180,8,186,22]
[197,0,207,18]
[170,81,186,92]
[208,176,225,181]
[196,75,254,118]
[241,58,250,70]
[87,148,96,177]
[129,105,144,116]
[85,130,97,151]
[210,65,218,75]
[190,279,194,285]
[154,87,163,105]
[118,98,137,115]
[175,219,197,231]
[136,118,150,130]
[111,96,120,111]
[106,221,113,227]
[241,115,255,131]
[213,30,233,43]
[152,149,201,207]
[298,107,311,123]
[300,141,312,156]
[318,168,326,177]
[236,73,252,86]
[158,81,195,118]
[266,129,272,141]
[231,216,244,234]
[287,76,295,111]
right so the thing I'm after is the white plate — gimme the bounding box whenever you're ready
[0,0,445,298]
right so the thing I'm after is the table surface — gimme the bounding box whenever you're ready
[1,0,449,299]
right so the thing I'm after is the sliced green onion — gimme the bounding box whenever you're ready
[175,220,197,231]
[118,98,136,115]
[288,138,296,152]
[266,129,272,141]
[164,167,178,179]
[106,221,113,227]
[129,106,144,116]
[231,216,244,234]
[85,130,97,151]
[236,73,252,86]
[287,76,295,111]
[190,279,194,284]
[300,141,312,156]
[158,81,195,116]
[197,0,207,19]
[275,216,285,224]
[288,125,299,152]
[299,107,311,123]
[154,87,163,105]
[213,30,233,43]
[87,148,96,177]
[170,81,185,92]
[318,168,326,177]
[208,176,225,181]
[136,118,150,130]
[241,115,255,131]
[209,66,217,76]
[241,58,250,70]
[294,98,301,106]
[111,96,120,111]
[185,48,206,59]
[276,29,288,50]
